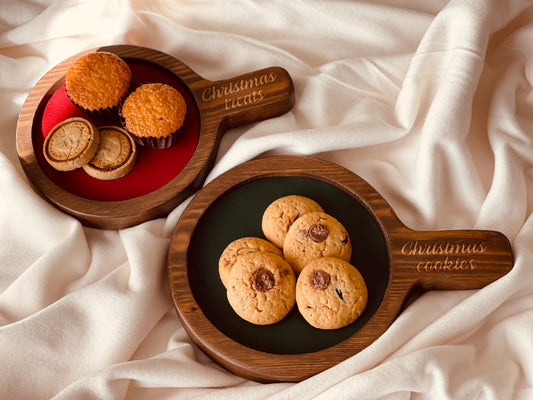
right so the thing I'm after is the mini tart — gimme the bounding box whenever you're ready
[65,51,132,117]
[120,83,187,149]
[43,117,100,171]
[82,126,137,180]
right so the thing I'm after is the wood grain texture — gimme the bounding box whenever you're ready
[16,45,295,229]
[167,155,514,382]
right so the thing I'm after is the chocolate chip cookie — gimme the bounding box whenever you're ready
[283,211,352,274]
[296,257,367,329]
[226,251,296,325]
[218,237,283,289]
[82,126,137,180]
[261,195,323,248]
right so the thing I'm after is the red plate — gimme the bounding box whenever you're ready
[16,45,294,229]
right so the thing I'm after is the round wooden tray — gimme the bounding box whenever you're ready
[16,45,294,229]
[167,155,514,383]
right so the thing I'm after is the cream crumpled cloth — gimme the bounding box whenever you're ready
[2,0,533,399]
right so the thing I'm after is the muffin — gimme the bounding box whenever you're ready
[119,83,187,149]
[65,51,132,117]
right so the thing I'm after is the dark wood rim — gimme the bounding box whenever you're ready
[16,45,295,229]
[167,155,514,382]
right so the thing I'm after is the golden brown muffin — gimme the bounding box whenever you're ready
[120,83,187,149]
[65,51,132,116]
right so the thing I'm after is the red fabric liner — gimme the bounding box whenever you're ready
[36,63,199,202]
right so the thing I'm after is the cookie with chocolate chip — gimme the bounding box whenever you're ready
[283,212,352,274]
[218,237,282,289]
[261,195,324,248]
[226,251,296,325]
[296,257,367,329]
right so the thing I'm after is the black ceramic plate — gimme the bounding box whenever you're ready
[187,176,389,354]
[168,155,513,382]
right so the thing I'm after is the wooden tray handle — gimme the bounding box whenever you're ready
[391,229,514,291]
[193,66,295,130]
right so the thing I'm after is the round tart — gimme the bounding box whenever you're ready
[43,117,100,171]
[120,83,187,149]
[82,126,137,180]
[65,51,132,117]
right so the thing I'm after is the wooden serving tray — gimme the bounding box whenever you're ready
[167,155,514,382]
[16,45,294,229]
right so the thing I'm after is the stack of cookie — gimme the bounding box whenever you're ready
[218,195,368,330]
[43,117,137,180]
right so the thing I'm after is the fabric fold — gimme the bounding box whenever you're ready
[2,0,533,399]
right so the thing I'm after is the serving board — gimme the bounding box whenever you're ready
[167,155,514,382]
[16,45,294,229]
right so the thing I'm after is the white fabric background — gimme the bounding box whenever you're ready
[2,0,533,398]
